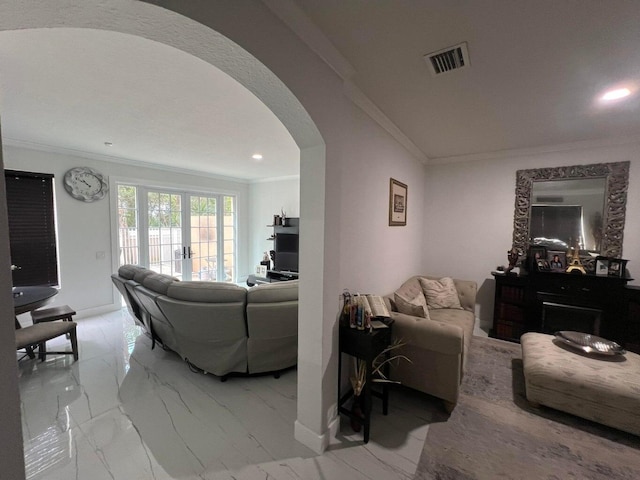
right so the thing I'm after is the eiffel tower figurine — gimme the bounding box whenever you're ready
[566,241,586,274]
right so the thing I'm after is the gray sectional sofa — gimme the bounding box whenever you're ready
[111,264,298,377]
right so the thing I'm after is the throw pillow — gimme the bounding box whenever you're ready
[419,277,463,310]
[394,291,430,319]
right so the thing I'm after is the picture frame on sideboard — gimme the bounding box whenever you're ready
[595,256,609,276]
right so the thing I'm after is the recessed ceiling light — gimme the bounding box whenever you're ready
[104,142,113,147]
[252,154,263,160]
[601,88,631,102]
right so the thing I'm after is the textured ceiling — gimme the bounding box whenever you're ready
[293,0,640,160]
[0,28,300,181]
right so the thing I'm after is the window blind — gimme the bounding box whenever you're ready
[5,170,59,286]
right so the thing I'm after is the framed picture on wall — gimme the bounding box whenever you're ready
[389,178,408,226]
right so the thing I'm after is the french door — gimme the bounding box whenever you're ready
[116,185,236,282]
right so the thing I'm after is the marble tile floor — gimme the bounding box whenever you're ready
[17,309,435,479]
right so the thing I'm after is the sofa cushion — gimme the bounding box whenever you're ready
[142,273,179,295]
[133,268,155,284]
[419,277,463,310]
[166,281,246,303]
[248,280,298,303]
[394,276,423,305]
[394,291,430,319]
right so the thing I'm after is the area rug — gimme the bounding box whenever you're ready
[415,336,640,479]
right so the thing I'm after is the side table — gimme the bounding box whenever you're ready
[337,323,392,443]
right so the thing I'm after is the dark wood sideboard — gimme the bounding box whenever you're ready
[491,272,640,353]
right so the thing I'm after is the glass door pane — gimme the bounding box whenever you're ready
[189,195,218,280]
[117,185,139,265]
[147,191,184,279]
[223,196,236,283]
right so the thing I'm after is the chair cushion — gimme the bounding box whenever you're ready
[394,291,430,319]
[16,322,77,349]
[419,277,463,310]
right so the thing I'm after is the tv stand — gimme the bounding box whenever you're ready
[267,270,299,281]
[247,270,298,286]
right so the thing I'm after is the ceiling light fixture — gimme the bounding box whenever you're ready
[601,88,631,102]
[252,154,263,160]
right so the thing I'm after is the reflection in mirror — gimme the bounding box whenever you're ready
[512,162,630,260]
[530,178,606,252]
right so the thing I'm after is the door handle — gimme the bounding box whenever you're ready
[188,246,193,258]
[182,246,187,259]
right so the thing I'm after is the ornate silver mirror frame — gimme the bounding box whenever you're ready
[512,161,630,258]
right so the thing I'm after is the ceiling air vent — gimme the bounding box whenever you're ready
[424,42,470,76]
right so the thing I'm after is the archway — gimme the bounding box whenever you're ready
[0,2,328,477]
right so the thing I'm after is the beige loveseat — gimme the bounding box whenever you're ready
[384,275,477,411]
[111,265,298,378]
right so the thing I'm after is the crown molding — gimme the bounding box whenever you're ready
[2,137,253,184]
[428,135,640,165]
[262,0,355,80]
[250,174,300,184]
[262,0,429,164]
[343,80,428,163]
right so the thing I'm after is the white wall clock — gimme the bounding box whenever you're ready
[63,167,109,202]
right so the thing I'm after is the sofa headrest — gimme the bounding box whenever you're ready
[166,281,247,303]
[133,268,155,283]
[118,264,145,280]
[142,273,179,295]
[248,280,298,303]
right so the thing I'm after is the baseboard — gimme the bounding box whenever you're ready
[74,303,121,320]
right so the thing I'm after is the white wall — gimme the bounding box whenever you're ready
[4,144,251,318]
[248,177,299,270]
[423,141,640,331]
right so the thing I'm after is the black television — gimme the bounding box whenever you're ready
[274,233,299,272]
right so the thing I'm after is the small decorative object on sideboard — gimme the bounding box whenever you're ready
[526,245,548,273]
[594,256,628,278]
[565,242,586,275]
[608,258,628,278]
[504,247,520,274]
[595,256,609,276]
[548,250,566,272]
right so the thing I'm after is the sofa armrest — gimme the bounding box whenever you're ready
[390,311,464,355]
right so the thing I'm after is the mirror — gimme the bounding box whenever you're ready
[512,161,630,259]
[530,177,606,252]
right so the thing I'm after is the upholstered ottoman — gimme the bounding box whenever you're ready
[521,332,640,436]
